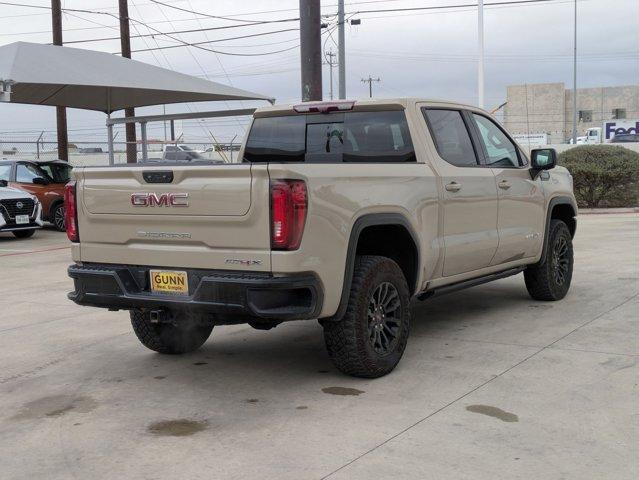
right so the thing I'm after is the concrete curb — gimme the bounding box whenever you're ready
[579,208,639,214]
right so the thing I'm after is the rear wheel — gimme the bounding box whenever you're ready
[130,309,214,354]
[323,255,411,378]
[52,203,66,232]
[524,219,574,301]
[12,229,35,239]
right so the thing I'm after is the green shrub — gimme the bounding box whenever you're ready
[558,145,639,208]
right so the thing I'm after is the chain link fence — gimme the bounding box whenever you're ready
[0,139,241,166]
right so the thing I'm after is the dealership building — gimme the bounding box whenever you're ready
[503,83,639,144]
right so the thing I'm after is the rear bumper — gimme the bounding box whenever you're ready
[67,263,323,322]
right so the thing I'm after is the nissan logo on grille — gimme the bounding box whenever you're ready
[130,193,189,207]
[15,201,24,209]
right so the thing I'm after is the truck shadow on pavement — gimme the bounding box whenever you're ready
[124,279,539,387]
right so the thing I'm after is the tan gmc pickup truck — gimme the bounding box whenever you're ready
[67,98,577,378]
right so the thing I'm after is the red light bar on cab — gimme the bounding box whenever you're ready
[293,101,355,114]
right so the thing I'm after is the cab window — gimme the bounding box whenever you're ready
[244,111,416,163]
[471,114,521,168]
[422,109,478,167]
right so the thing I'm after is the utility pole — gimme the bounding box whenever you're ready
[572,0,578,144]
[478,0,484,109]
[361,76,380,98]
[119,0,137,163]
[324,50,337,100]
[299,0,322,101]
[338,0,346,99]
[51,0,68,161]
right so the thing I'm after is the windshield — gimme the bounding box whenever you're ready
[244,110,416,163]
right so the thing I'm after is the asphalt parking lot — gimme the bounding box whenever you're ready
[1,215,637,480]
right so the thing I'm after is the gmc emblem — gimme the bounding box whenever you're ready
[131,192,189,207]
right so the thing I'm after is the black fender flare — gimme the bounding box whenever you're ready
[537,196,577,266]
[321,213,420,322]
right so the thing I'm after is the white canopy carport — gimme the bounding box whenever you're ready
[0,42,274,112]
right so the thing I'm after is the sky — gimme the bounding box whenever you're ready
[0,0,637,146]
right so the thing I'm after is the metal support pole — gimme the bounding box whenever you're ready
[140,122,148,162]
[163,105,167,141]
[119,0,137,163]
[572,0,578,144]
[299,0,322,101]
[230,134,237,163]
[170,120,175,141]
[107,120,115,165]
[478,0,485,109]
[51,0,69,161]
[36,131,44,159]
[338,0,346,99]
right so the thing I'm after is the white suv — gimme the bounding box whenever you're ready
[0,180,43,238]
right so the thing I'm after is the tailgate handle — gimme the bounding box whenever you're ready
[143,171,174,184]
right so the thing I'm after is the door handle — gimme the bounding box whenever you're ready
[498,180,511,190]
[445,181,462,192]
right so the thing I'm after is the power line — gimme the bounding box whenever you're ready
[125,28,300,54]
[147,0,281,24]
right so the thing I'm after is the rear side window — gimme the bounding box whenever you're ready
[244,111,415,163]
[423,109,478,167]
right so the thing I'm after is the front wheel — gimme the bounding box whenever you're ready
[323,255,411,378]
[130,309,214,354]
[524,219,574,301]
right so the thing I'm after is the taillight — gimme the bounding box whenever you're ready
[64,181,79,242]
[270,180,307,250]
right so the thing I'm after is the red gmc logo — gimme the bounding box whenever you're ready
[131,192,189,207]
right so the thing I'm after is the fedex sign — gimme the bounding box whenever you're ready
[605,120,639,140]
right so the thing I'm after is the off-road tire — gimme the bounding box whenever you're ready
[323,255,411,378]
[130,309,214,354]
[52,203,66,232]
[524,219,573,301]
[12,229,35,239]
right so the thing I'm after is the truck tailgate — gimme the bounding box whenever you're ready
[74,163,272,271]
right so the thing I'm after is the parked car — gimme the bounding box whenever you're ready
[162,145,206,161]
[0,159,72,231]
[0,180,43,238]
[67,99,577,378]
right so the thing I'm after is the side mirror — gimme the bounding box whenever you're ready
[0,179,7,187]
[32,177,49,185]
[531,148,556,170]
[530,148,556,179]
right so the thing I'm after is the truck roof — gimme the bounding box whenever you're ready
[253,98,485,117]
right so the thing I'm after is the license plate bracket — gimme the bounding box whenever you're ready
[15,215,29,225]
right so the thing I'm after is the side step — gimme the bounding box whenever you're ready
[417,267,525,301]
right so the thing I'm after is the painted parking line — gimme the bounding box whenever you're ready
[0,245,70,257]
